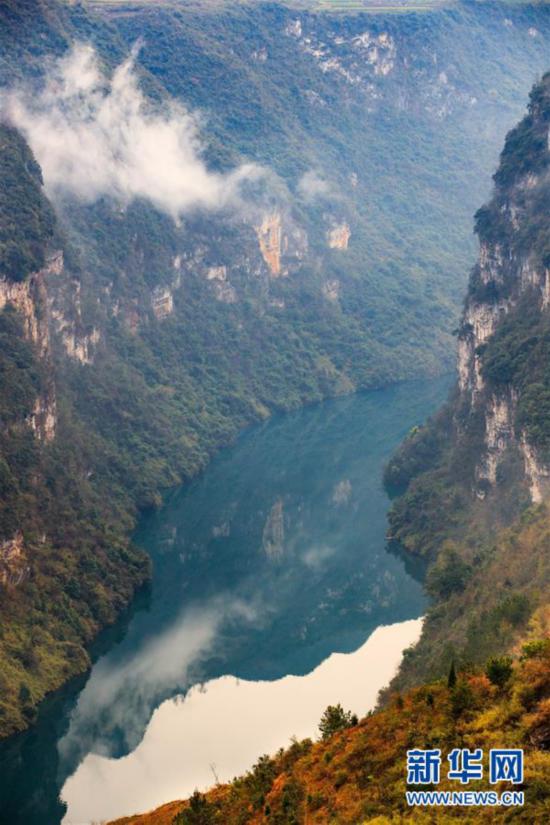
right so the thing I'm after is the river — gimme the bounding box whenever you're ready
[0,376,450,824]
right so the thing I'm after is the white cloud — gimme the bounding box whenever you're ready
[302,544,335,569]
[297,169,331,201]
[2,43,258,218]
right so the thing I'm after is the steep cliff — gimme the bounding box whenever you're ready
[384,72,550,687]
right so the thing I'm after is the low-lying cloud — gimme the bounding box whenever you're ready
[2,43,258,218]
[297,169,331,201]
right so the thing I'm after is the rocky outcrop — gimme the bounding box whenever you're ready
[50,276,102,365]
[0,532,30,588]
[60,327,101,364]
[352,30,396,77]
[255,212,308,278]
[457,301,508,397]
[205,265,237,303]
[206,265,227,282]
[454,78,550,502]
[152,287,174,320]
[0,251,61,357]
[262,498,285,558]
[322,279,341,301]
[0,251,64,441]
[327,222,351,250]
[475,392,515,491]
[521,437,550,504]
[256,212,282,276]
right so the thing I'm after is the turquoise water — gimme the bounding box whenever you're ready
[0,376,449,824]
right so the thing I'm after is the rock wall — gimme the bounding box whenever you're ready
[327,222,351,250]
[455,90,550,503]
[0,251,64,442]
[256,212,283,276]
[0,532,30,588]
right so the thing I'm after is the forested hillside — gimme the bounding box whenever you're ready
[0,0,549,737]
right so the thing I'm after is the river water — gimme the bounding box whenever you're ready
[0,377,449,824]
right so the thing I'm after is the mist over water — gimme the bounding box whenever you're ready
[0,377,450,825]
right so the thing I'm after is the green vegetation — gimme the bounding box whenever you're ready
[0,125,55,281]
[0,0,549,739]
[383,73,550,695]
[318,703,358,739]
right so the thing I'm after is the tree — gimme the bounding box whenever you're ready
[173,791,219,825]
[318,704,356,740]
[486,656,513,689]
[450,679,475,719]
[427,549,471,600]
[447,661,457,689]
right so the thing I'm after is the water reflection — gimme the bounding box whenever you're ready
[62,618,422,824]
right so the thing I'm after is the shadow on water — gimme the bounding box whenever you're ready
[0,375,452,825]
[386,538,431,584]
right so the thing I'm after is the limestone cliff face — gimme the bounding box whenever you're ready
[151,287,174,320]
[256,212,283,276]
[455,75,550,502]
[255,212,308,278]
[262,498,285,558]
[0,251,63,442]
[327,222,351,250]
[0,532,30,588]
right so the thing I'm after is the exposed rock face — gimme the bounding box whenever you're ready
[152,287,174,320]
[352,30,396,77]
[256,212,282,276]
[0,532,30,588]
[283,15,500,118]
[206,265,227,281]
[50,275,102,365]
[254,212,308,278]
[262,498,285,558]
[60,327,101,364]
[332,478,352,505]
[327,222,351,250]
[323,279,341,301]
[0,251,64,441]
[521,437,550,504]
[0,251,60,357]
[205,265,237,302]
[475,392,515,490]
[455,80,550,502]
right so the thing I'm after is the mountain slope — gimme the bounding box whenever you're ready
[383,71,550,689]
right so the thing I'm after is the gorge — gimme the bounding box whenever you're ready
[1,1,550,823]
